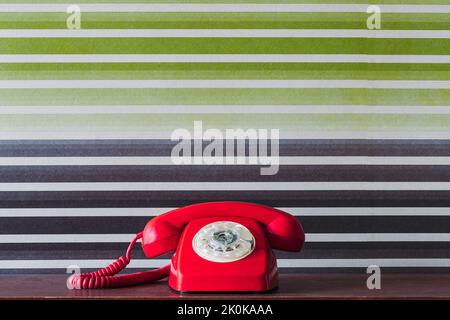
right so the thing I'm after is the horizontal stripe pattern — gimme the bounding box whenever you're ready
[1,1,449,274]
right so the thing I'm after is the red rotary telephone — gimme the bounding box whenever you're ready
[69,201,304,292]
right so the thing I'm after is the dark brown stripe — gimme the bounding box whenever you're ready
[1,242,449,260]
[0,216,449,234]
[1,191,450,208]
[3,165,450,182]
[2,139,450,156]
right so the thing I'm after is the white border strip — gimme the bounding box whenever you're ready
[3,132,450,140]
[3,156,450,166]
[5,105,450,114]
[0,233,448,243]
[1,80,449,89]
[0,54,448,64]
[0,208,173,217]
[0,234,135,243]
[3,182,450,191]
[1,259,449,269]
[1,207,450,217]
[0,259,169,269]
[308,233,450,242]
[278,259,450,268]
[2,29,449,39]
[2,105,450,114]
[0,4,448,13]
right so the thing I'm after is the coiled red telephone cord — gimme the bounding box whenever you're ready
[68,232,171,289]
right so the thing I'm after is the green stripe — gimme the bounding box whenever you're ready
[1,63,449,80]
[1,38,449,54]
[1,13,449,30]
[0,89,448,106]
[0,114,449,133]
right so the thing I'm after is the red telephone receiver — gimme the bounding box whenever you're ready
[69,202,304,292]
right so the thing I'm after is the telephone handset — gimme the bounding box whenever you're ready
[69,201,304,292]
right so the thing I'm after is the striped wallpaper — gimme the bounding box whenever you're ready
[0,0,449,274]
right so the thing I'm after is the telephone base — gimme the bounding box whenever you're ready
[167,217,279,293]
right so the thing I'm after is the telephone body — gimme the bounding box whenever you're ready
[70,201,304,292]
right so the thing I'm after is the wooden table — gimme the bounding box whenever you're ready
[0,273,449,300]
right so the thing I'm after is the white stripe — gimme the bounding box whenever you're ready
[0,208,173,217]
[0,234,136,243]
[288,207,450,216]
[280,157,450,165]
[0,233,448,243]
[0,4,448,13]
[2,29,449,39]
[3,132,450,140]
[3,156,450,166]
[3,182,450,191]
[278,259,450,268]
[0,259,169,269]
[308,233,450,242]
[1,80,449,89]
[1,259,449,269]
[1,207,450,217]
[0,54,448,64]
[2,105,450,114]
